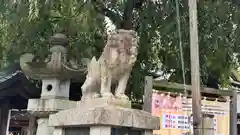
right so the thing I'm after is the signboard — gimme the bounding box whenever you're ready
[152,92,230,135]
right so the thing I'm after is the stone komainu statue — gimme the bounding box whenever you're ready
[81,29,138,100]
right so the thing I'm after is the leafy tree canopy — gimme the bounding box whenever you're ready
[0,0,240,101]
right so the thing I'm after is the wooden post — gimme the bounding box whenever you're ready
[5,110,11,135]
[0,101,10,135]
[188,0,202,134]
[230,87,237,135]
[143,76,153,113]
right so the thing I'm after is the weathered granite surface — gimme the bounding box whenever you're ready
[28,98,76,117]
[49,98,159,130]
[90,126,110,135]
[36,118,49,135]
[81,29,138,100]
[41,79,70,99]
[77,97,131,108]
[36,118,55,135]
[53,128,64,135]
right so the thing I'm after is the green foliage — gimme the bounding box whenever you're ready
[0,0,106,67]
[1,0,240,101]
[130,0,240,87]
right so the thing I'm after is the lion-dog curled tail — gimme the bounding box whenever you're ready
[81,56,100,94]
[87,57,99,78]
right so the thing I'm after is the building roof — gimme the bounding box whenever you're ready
[0,62,84,109]
[0,62,41,109]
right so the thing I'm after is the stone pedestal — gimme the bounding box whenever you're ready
[28,78,75,135]
[28,98,76,115]
[49,98,160,135]
[28,98,76,135]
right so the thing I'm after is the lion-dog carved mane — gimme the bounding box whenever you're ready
[81,29,138,100]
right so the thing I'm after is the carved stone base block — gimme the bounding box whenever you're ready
[28,98,76,117]
[49,98,160,135]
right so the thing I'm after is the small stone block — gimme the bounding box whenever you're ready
[53,128,64,135]
[90,126,111,135]
[77,98,131,109]
[132,110,160,130]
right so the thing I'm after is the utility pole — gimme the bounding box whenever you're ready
[188,0,202,135]
[230,81,238,135]
[231,87,237,135]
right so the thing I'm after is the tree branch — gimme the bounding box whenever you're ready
[91,0,122,27]
[120,0,146,29]
[91,0,146,30]
[134,0,146,9]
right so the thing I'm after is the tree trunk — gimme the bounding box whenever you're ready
[119,0,135,30]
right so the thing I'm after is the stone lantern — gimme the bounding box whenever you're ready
[20,33,83,135]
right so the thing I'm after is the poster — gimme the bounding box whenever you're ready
[152,92,230,135]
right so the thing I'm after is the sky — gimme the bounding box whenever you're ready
[104,17,116,34]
